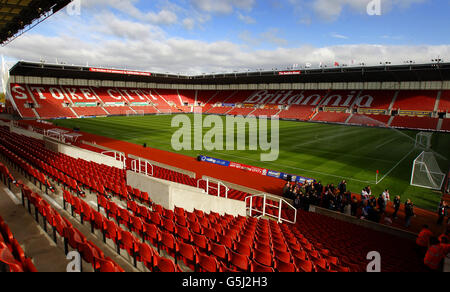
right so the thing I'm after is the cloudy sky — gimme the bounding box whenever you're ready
[1,0,449,75]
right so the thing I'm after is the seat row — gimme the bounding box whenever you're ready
[0,215,37,272]
[63,190,182,272]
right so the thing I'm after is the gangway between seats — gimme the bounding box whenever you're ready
[197,178,229,198]
[245,193,297,224]
[130,157,154,177]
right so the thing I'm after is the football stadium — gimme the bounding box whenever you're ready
[0,0,449,276]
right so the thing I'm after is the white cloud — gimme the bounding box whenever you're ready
[3,28,448,75]
[331,33,349,39]
[239,28,288,47]
[237,12,256,24]
[190,0,256,14]
[94,12,166,40]
[82,0,178,25]
[183,18,196,30]
[291,0,428,21]
[0,0,446,75]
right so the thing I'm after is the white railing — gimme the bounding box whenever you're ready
[197,178,229,198]
[102,151,127,169]
[245,193,297,224]
[131,158,154,177]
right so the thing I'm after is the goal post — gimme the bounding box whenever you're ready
[411,151,446,190]
[415,132,432,149]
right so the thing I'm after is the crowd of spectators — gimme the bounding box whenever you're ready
[283,179,450,272]
[284,179,449,229]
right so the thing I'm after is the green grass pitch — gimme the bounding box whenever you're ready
[53,114,450,211]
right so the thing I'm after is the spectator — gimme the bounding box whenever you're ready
[282,182,291,197]
[291,187,299,201]
[377,194,386,215]
[303,192,311,211]
[369,195,377,208]
[329,184,335,194]
[437,201,448,226]
[336,192,343,213]
[361,200,370,219]
[351,196,358,217]
[405,199,415,228]
[361,187,370,203]
[368,203,380,223]
[416,225,434,257]
[338,180,347,195]
[424,237,446,272]
[314,181,323,197]
[293,193,301,209]
[382,189,391,205]
[392,196,401,219]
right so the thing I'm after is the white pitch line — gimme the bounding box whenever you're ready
[43,194,62,210]
[376,137,399,150]
[89,201,98,208]
[376,148,416,185]
[3,188,20,205]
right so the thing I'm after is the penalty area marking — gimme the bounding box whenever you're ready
[376,137,400,150]
[376,148,416,185]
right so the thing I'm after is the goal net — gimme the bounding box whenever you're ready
[126,110,144,116]
[411,151,446,190]
[415,132,432,149]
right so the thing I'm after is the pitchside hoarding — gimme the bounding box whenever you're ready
[198,155,315,184]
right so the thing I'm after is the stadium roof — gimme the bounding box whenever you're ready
[0,0,72,46]
[9,60,450,85]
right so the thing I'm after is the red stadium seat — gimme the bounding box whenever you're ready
[176,240,197,271]
[228,250,250,272]
[251,261,275,272]
[274,259,297,272]
[197,253,219,272]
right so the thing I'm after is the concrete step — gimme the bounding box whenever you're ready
[0,186,68,272]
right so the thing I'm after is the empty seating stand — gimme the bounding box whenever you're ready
[437,91,450,113]
[313,112,350,123]
[8,83,444,132]
[391,116,439,130]
[393,91,438,111]
[441,119,450,132]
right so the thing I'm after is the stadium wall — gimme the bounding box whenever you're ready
[127,170,246,216]
[311,206,417,240]
[44,137,124,169]
[11,123,44,140]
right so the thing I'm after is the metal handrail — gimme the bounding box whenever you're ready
[102,150,127,169]
[197,178,229,198]
[131,158,154,177]
[245,193,297,224]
